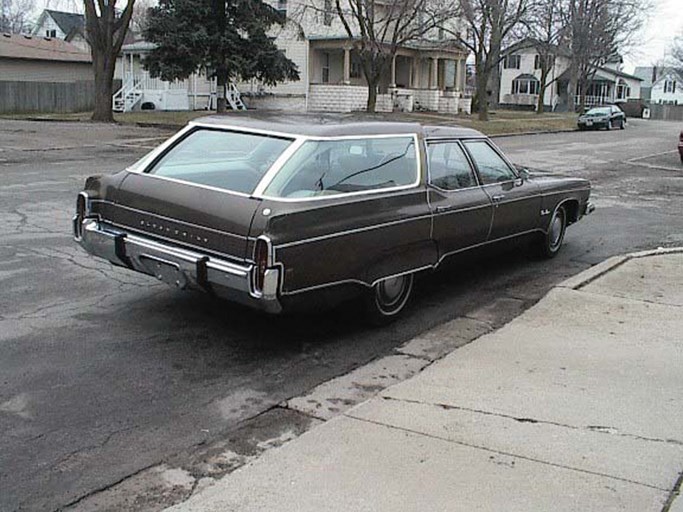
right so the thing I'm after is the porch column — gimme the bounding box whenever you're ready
[455,58,462,92]
[390,55,397,88]
[409,58,414,88]
[429,57,438,89]
[343,48,351,85]
[413,58,420,88]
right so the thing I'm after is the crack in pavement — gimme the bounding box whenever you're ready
[377,396,683,446]
[343,412,672,492]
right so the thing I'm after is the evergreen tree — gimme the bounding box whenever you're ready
[143,0,299,112]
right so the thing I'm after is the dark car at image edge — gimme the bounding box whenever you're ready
[73,117,594,323]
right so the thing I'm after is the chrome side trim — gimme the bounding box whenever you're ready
[280,229,546,296]
[274,213,433,251]
[252,138,308,197]
[254,133,423,203]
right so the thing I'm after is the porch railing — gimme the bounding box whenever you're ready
[575,95,611,107]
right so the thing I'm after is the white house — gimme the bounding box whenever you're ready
[499,41,642,111]
[31,10,89,51]
[650,69,683,105]
[114,0,471,114]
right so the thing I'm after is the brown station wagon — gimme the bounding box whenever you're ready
[74,117,594,322]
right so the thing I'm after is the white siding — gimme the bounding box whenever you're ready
[651,73,683,105]
[499,50,569,107]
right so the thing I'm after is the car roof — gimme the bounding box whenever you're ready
[190,114,486,139]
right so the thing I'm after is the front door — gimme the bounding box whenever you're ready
[462,140,541,241]
[427,140,493,260]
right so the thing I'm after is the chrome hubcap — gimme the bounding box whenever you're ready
[549,213,564,249]
[377,276,407,308]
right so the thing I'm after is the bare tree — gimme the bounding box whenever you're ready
[525,0,566,113]
[0,0,35,34]
[293,0,458,112]
[565,0,647,111]
[458,0,531,121]
[669,29,683,70]
[129,0,155,34]
[84,0,135,122]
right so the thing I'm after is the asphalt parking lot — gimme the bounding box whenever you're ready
[1,117,682,512]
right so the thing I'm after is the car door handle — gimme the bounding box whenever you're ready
[436,205,457,213]
[492,194,505,202]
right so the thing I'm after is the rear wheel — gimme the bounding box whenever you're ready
[537,206,567,259]
[363,273,414,325]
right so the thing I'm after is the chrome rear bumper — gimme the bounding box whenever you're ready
[74,218,282,313]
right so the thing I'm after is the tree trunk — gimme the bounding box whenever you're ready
[216,69,227,113]
[91,51,116,122]
[366,82,377,113]
[475,68,490,122]
[536,65,549,115]
[567,60,577,112]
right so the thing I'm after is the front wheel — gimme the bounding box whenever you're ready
[363,273,414,325]
[619,119,625,130]
[537,206,567,259]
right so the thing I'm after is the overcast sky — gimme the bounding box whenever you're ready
[624,0,683,71]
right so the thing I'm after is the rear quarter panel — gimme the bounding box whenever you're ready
[253,188,435,295]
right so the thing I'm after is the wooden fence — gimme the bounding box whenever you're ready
[647,104,683,122]
[0,80,95,114]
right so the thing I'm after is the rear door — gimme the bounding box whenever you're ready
[427,140,493,259]
[462,140,541,241]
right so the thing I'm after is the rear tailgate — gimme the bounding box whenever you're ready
[101,171,261,263]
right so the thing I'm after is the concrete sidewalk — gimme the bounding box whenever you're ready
[168,248,683,512]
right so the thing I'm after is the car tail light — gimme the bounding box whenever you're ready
[253,237,271,294]
[73,192,89,239]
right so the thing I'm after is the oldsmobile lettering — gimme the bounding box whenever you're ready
[74,118,594,323]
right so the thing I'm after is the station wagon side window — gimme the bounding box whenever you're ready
[263,136,418,199]
[427,141,477,191]
[463,141,517,185]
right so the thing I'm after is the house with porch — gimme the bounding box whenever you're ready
[114,0,471,114]
[499,41,641,111]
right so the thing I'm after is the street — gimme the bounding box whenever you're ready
[0,117,681,511]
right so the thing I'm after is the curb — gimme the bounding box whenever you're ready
[557,246,683,290]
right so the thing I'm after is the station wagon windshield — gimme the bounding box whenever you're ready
[146,128,293,195]
[263,136,418,199]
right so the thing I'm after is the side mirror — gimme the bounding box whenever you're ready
[519,167,531,181]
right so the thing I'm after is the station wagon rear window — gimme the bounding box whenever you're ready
[263,136,418,198]
[146,129,293,195]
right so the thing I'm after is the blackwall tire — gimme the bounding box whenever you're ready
[363,273,414,326]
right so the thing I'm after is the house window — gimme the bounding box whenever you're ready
[350,53,361,79]
[534,55,554,70]
[503,55,520,69]
[664,80,676,94]
[46,29,57,38]
[323,0,333,26]
[512,77,539,95]
[322,52,330,83]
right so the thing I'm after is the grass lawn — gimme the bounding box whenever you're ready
[1,109,578,136]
